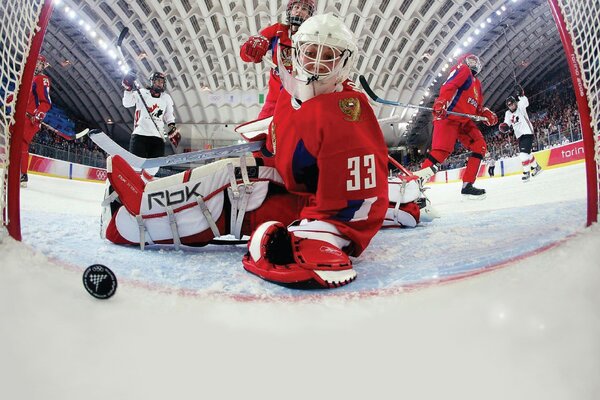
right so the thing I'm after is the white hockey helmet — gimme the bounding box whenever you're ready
[278,13,358,102]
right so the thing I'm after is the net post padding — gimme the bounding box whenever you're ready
[2,0,53,241]
[548,0,599,226]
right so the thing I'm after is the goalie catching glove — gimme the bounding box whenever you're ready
[242,221,357,289]
[121,70,137,91]
[240,35,270,63]
[166,123,181,147]
[478,106,498,126]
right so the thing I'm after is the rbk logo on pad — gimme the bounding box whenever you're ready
[147,182,202,209]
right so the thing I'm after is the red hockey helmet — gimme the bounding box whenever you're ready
[35,54,49,74]
[287,0,316,26]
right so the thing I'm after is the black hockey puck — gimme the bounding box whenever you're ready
[82,264,117,299]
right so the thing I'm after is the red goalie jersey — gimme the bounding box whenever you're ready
[269,82,389,256]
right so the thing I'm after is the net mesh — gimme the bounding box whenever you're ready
[0,0,45,239]
[557,0,600,219]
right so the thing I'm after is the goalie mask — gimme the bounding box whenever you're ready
[286,0,315,27]
[278,13,357,102]
[149,72,166,94]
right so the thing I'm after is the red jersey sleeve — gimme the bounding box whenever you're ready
[28,74,52,114]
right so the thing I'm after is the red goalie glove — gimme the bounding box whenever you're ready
[240,35,270,63]
[242,221,357,289]
[479,107,498,126]
[432,99,448,120]
[167,123,181,147]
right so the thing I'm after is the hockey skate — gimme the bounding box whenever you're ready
[20,173,28,188]
[531,164,543,177]
[522,171,531,182]
[461,182,486,199]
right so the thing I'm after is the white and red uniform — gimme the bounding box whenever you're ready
[122,88,175,139]
[504,95,534,139]
[504,95,540,175]
[240,23,293,119]
[22,73,51,174]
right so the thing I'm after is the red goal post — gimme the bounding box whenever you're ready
[548,0,600,226]
[0,0,53,241]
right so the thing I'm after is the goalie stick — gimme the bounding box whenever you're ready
[27,113,89,140]
[88,129,264,169]
[116,28,178,152]
[358,75,489,122]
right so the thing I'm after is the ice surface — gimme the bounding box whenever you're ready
[1,163,599,399]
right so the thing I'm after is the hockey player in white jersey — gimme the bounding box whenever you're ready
[122,71,180,174]
[499,85,542,181]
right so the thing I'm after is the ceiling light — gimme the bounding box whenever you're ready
[501,5,507,11]
[480,22,486,28]
[487,17,492,23]
[474,29,480,35]
[496,10,502,15]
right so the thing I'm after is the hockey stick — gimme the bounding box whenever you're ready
[28,113,90,140]
[88,129,264,169]
[116,28,178,152]
[358,75,489,122]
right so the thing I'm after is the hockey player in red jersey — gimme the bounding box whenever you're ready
[416,53,498,198]
[103,14,405,289]
[20,55,52,187]
[239,0,315,119]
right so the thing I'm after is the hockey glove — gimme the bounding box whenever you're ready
[498,122,511,134]
[241,35,270,63]
[479,107,498,126]
[167,123,181,147]
[29,110,46,124]
[432,99,448,120]
[515,84,525,97]
[121,70,137,91]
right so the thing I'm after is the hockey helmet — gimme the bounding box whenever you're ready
[457,53,482,76]
[35,55,49,74]
[286,0,316,26]
[279,14,357,101]
[505,95,517,110]
[149,72,166,93]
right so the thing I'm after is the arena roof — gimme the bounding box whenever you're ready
[41,0,567,148]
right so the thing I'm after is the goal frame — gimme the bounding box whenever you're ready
[3,0,53,241]
[548,0,599,226]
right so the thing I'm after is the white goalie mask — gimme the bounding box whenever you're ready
[278,14,358,102]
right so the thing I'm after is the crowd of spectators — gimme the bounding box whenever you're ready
[30,125,107,168]
[401,81,583,172]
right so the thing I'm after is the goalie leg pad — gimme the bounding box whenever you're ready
[242,221,356,289]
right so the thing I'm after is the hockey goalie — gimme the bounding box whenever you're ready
[101,14,434,289]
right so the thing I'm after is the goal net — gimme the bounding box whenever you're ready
[0,0,52,241]
[549,0,600,226]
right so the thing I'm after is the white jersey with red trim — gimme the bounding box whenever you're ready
[503,95,534,139]
[123,89,175,139]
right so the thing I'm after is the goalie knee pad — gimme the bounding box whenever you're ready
[242,221,356,289]
[104,155,286,249]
